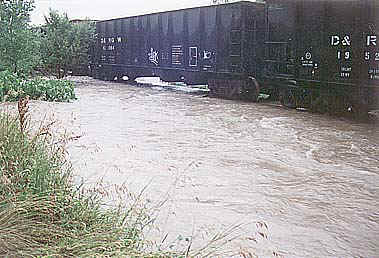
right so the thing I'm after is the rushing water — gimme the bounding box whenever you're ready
[11,78,379,257]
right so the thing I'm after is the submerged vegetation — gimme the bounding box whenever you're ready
[0,1,82,104]
[0,70,76,102]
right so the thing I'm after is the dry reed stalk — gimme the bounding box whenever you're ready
[17,96,29,134]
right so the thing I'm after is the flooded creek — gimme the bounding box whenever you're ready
[5,77,378,257]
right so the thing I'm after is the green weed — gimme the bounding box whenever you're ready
[0,70,76,102]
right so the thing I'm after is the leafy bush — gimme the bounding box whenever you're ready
[0,0,40,76]
[0,70,76,102]
[40,10,95,78]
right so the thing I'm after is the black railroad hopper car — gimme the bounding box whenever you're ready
[91,1,265,101]
[91,0,379,114]
[264,0,379,113]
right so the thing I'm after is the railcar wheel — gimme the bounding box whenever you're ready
[244,77,260,102]
[350,103,369,119]
[280,87,297,109]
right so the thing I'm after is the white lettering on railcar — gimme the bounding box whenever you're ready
[102,45,114,51]
[365,51,370,60]
[337,51,350,60]
[342,36,351,46]
[341,67,351,72]
[368,68,379,80]
[161,52,169,60]
[101,37,124,45]
[364,51,379,61]
[331,35,351,46]
[331,36,340,46]
[367,35,377,46]
[172,45,184,65]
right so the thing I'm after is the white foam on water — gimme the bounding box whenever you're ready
[135,77,209,94]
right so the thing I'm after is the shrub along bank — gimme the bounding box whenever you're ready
[0,70,76,102]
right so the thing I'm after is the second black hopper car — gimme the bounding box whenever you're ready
[265,0,379,114]
[91,0,379,114]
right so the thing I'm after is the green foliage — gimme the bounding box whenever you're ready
[40,10,95,78]
[0,70,76,102]
[0,0,41,76]
[0,2,95,78]
[0,115,69,199]
[70,21,96,75]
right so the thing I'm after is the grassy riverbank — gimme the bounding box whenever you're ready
[0,102,173,257]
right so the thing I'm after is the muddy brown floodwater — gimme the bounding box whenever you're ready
[8,77,379,257]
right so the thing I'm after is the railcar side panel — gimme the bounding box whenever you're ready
[367,0,379,84]
[265,0,379,111]
[160,13,170,68]
[243,4,266,79]
[187,8,201,72]
[93,1,264,85]
[200,6,217,73]
[264,0,296,76]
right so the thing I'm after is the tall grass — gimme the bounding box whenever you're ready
[0,99,172,257]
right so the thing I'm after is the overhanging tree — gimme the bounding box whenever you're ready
[0,0,40,75]
[68,20,96,76]
[40,10,95,78]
